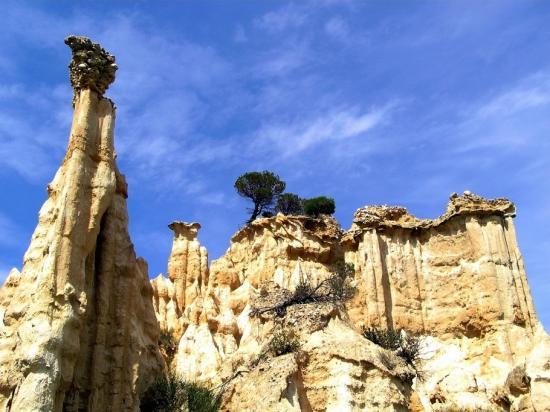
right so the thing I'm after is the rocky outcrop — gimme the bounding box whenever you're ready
[220,305,413,412]
[0,36,163,412]
[343,192,547,410]
[152,193,549,411]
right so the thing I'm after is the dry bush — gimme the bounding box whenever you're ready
[268,327,300,357]
[250,261,356,317]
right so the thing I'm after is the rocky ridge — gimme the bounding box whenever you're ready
[152,193,550,411]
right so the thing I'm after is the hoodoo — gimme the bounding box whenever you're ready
[0,37,163,411]
[152,194,550,411]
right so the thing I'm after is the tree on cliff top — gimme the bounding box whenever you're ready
[275,193,303,216]
[234,171,286,223]
[303,196,335,217]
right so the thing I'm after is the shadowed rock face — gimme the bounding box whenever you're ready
[0,37,163,412]
[152,194,549,411]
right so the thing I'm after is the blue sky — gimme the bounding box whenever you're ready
[0,1,549,330]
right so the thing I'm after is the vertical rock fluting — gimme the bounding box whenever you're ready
[153,215,416,411]
[342,193,537,336]
[0,36,163,412]
[152,194,549,411]
[342,193,548,410]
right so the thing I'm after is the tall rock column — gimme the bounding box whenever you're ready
[151,222,208,336]
[167,222,208,315]
[0,36,163,412]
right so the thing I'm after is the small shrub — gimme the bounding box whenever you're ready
[185,382,220,412]
[362,327,424,382]
[276,193,304,215]
[303,196,335,217]
[398,334,422,368]
[327,261,356,301]
[140,375,219,412]
[159,330,178,359]
[362,328,402,351]
[291,277,317,304]
[268,327,300,356]
[140,375,185,412]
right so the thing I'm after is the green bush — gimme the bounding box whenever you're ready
[276,193,304,215]
[362,327,424,381]
[398,333,422,368]
[268,327,300,356]
[186,383,220,412]
[159,330,178,360]
[303,196,335,217]
[362,328,402,351]
[140,375,219,412]
[327,261,356,301]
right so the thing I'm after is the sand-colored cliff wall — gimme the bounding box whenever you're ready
[342,193,548,410]
[152,194,549,411]
[0,36,163,412]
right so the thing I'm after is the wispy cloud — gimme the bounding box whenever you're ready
[452,71,550,154]
[254,4,308,33]
[0,83,70,181]
[476,72,550,118]
[324,16,350,40]
[1,0,549,328]
[254,104,394,157]
[254,41,311,78]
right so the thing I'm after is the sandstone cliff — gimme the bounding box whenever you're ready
[152,193,549,411]
[0,36,164,412]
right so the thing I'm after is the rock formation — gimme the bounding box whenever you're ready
[152,193,549,411]
[0,34,547,412]
[342,193,549,410]
[151,222,208,337]
[0,36,163,412]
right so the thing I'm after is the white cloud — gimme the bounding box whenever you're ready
[325,16,350,40]
[197,192,231,206]
[450,72,550,154]
[255,41,310,78]
[0,11,236,198]
[254,4,308,33]
[0,83,69,181]
[255,104,393,157]
[476,73,550,118]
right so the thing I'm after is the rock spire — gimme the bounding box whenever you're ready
[0,36,163,412]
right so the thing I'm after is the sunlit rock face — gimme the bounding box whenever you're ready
[153,194,549,411]
[151,221,209,339]
[343,193,548,410]
[0,36,164,412]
